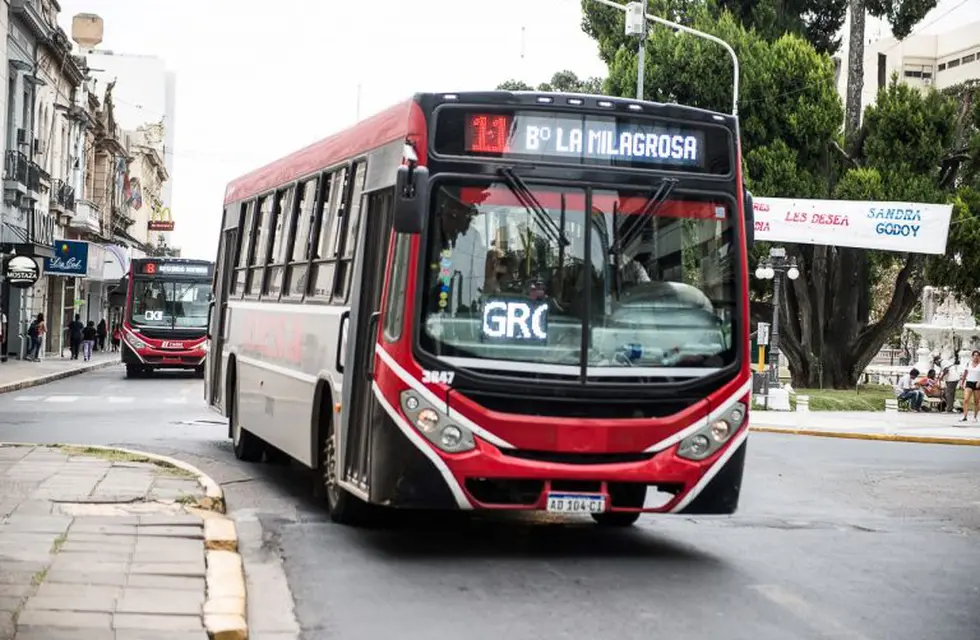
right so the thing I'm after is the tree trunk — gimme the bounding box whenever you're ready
[845,0,866,141]
[779,248,923,389]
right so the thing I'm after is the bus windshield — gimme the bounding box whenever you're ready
[130,279,212,329]
[419,180,738,375]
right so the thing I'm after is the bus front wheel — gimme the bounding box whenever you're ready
[321,421,370,525]
[591,512,641,527]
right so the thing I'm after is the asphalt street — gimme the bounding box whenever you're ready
[1,365,978,640]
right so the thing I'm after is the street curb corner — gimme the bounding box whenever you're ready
[750,425,980,446]
[0,358,117,395]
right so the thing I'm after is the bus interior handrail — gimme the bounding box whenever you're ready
[591,0,740,116]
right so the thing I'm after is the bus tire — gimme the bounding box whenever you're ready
[230,376,263,462]
[321,420,370,525]
[194,365,205,379]
[125,364,138,378]
[591,512,641,527]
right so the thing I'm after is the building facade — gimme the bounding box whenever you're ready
[835,17,980,118]
[0,2,176,360]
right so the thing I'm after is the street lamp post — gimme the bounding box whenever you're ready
[755,247,800,384]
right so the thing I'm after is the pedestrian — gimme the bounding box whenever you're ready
[96,318,107,352]
[941,351,960,413]
[81,320,97,362]
[957,349,980,424]
[894,367,925,412]
[111,324,121,352]
[68,314,84,360]
[26,313,45,361]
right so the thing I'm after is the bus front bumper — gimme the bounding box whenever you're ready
[369,403,748,516]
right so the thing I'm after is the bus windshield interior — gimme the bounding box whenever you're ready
[419,180,738,376]
[130,279,212,330]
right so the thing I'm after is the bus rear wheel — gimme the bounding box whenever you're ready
[591,512,641,527]
[230,378,263,462]
[321,422,370,526]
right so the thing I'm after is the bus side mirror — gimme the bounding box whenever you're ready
[743,188,755,249]
[393,164,429,234]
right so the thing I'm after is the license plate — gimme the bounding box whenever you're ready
[546,493,606,514]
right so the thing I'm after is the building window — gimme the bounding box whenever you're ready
[963,53,976,64]
[938,63,946,71]
[948,58,960,69]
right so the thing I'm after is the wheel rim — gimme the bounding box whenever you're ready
[323,432,340,506]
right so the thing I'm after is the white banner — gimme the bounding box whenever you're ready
[753,197,953,255]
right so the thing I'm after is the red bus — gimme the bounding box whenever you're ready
[120,257,213,378]
[206,90,754,527]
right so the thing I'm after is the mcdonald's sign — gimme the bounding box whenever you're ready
[148,205,175,231]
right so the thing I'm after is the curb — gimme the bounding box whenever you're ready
[0,358,118,394]
[0,442,248,640]
[751,425,980,446]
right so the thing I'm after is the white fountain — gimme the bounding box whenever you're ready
[904,286,979,373]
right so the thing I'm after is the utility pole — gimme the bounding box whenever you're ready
[624,2,647,99]
[589,0,740,115]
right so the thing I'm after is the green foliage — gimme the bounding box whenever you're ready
[495,70,605,94]
[865,0,939,39]
[925,187,980,316]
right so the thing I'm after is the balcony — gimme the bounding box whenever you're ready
[50,179,76,215]
[25,160,41,201]
[4,150,28,200]
[69,199,101,234]
[112,205,136,232]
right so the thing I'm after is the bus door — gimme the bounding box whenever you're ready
[338,188,393,493]
[207,227,238,409]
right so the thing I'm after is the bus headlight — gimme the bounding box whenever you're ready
[126,334,147,350]
[400,391,475,454]
[677,401,746,461]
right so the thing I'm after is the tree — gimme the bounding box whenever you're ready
[777,78,979,387]
[496,70,605,94]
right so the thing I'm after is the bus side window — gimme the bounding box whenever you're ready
[309,168,346,298]
[233,200,256,295]
[285,178,317,298]
[264,186,295,299]
[246,195,274,297]
[382,230,411,342]
[333,162,367,302]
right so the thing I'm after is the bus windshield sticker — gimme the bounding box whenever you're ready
[481,298,548,343]
[144,310,164,321]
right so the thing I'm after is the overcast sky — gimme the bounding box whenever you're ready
[55,0,978,261]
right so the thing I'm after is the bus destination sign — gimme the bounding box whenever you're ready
[488,114,704,167]
[140,262,211,276]
[433,109,730,173]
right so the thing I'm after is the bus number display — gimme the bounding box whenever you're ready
[481,299,548,343]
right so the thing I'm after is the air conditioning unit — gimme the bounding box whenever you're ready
[33,139,46,155]
[16,128,28,146]
[923,77,933,86]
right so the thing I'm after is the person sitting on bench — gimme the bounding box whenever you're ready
[895,368,926,412]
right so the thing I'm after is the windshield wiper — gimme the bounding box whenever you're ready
[498,167,570,247]
[612,178,679,261]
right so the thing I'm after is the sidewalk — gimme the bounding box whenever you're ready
[751,410,980,445]
[0,444,246,640]
[0,352,118,394]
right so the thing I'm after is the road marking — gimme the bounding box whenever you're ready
[163,397,189,404]
[107,396,135,403]
[750,584,873,640]
[12,396,43,402]
[44,396,79,403]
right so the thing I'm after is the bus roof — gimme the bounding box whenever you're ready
[223,98,415,205]
[223,91,739,206]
